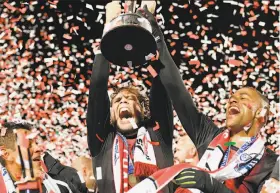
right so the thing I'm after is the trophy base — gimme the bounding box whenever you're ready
[101,25,157,67]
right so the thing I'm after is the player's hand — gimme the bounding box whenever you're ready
[141,1,156,14]
[136,4,163,43]
[174,168,234,193]
[175,168,210,191]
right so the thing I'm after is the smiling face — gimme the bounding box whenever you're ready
[226,88,264,134]
[111,89,143,133]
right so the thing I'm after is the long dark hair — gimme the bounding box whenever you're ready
[110,86,151,122]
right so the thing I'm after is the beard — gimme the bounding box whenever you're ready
[116,127,138,137]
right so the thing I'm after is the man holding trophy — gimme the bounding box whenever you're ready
[88,0,279,193]
[87,1,175,193]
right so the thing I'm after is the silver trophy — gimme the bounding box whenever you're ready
[101,0,157,67]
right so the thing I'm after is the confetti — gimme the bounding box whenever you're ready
[147,65,158,78]
[86,3,94,10]
[128,118,138,129]
[96,5,104,9]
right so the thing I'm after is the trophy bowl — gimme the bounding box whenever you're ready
[100,13,157,67]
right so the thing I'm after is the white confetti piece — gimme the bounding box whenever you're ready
[199,7,208,12]
[44,58,53,63]
[156,6,162,13]
[47,17,53,22]
[96,13,103,22]
[76,16,83,21]
[96,5,104,9]
[194,2,202,7]
[128,118,138,129]
[258,21,265,26]
[195,86,203,93]
[9,91,17,99]
[207,14,218,18]
[67,15,74,20]
[86,3,94,10]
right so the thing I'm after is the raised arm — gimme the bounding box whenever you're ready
[86,53,111,157]
[140,1,174,147]
[137,5,219,147]
[156,38,217,147]
[150,76,173,146]
[87,1,122,157]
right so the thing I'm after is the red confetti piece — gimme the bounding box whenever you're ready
[228,59,242,66]
[189,60,200,65]
[63,34,72,40]
[147,65,158,78]
[145,80,152,87]
[187,32,199,39]
[3,2,17,12]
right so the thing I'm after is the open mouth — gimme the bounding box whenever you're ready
[173,158,179,164]
[228,106,240,115]
[119,107,133,120]
[32,156,41,162]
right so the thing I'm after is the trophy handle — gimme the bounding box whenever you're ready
[125,0,136,13]
[124,0,156,14]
